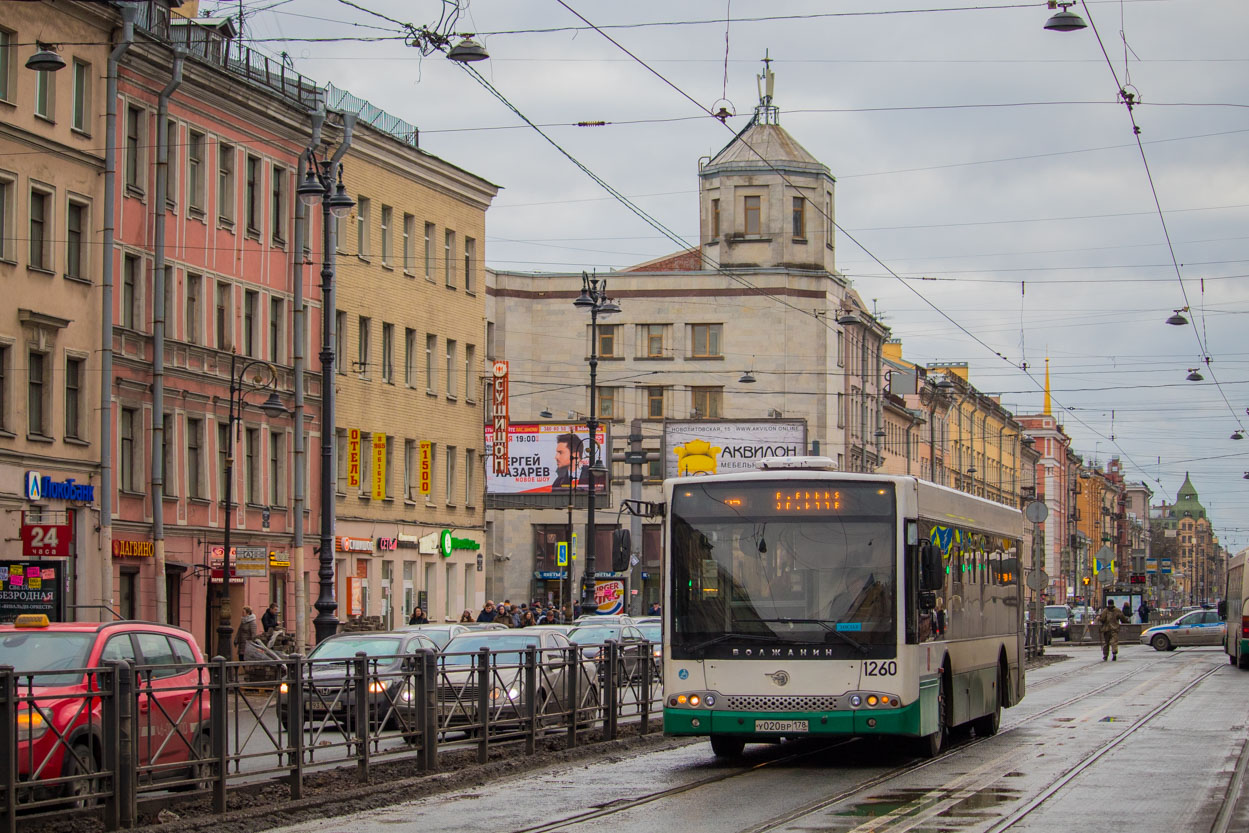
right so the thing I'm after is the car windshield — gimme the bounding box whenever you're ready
[1044,606,1069,620]
[638,624,661,642]
[568,626,621,643]
[307,636,404,661]
[441,634,541,667]
[0,631,95,685]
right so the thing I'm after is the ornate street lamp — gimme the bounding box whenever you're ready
[573,272,620,612]
[213,355,287,659]
[298,147,355,645]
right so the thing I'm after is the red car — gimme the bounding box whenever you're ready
[0,615,211,804]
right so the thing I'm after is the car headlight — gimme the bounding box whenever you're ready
[16,707,50,740]
[279,682,289,694]
[368,681,389,695]
[489,686,520,702]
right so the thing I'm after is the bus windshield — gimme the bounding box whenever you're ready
[670,480,897,660]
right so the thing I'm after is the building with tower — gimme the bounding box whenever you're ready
[1154,474,1218,605]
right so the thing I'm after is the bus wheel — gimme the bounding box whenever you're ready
[917,674,949,758]
[973,664,1004,737]
[1239,653,1249,670]
[710,735,745,758]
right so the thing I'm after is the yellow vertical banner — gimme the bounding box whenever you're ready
[347,429,361,488]
[419,441,431,495]
[372,432,387,499]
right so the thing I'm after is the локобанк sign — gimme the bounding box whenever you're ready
[24,471,95,503]
[662,420,807,479]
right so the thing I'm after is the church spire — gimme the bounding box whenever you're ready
[1043,357,1052,416]
[754,50,780,125]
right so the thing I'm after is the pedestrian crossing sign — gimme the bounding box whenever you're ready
[556,542,568,567]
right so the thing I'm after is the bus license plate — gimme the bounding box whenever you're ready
[755,719,807,733]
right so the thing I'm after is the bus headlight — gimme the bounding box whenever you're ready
[849,694,862,708]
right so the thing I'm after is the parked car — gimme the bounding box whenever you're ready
[280,631,438,734]
[572,614,636,626]
[636,621,663,676]
[393,623,504,650]
[567,623,650,683]
[437,628,599,733]
[1044,605,1074,641]
[0,614,210,804]
[1141,609,1227,651]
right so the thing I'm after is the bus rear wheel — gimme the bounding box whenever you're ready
[710,735,745,758]
[916,674,949,758]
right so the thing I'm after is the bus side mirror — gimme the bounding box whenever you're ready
[921,542,944,592]
[611,529,631,573]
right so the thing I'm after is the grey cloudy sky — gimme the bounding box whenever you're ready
[227,0,1249,549]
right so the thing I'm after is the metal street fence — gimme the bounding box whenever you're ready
[1025,620,1047,660]
[0,641,660,832]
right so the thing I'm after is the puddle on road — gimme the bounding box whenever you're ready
[824,785,1023,830]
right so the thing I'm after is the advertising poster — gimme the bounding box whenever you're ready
[593,580,625,615]
[484,423,608,494]
[662,419,807,479]
[0,560,64,623]
[347,429,361,489]
[372,432,387,500]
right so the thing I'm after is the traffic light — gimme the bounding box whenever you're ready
[1082,576,1091,586]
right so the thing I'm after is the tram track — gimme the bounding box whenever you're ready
[507,652,1194,833]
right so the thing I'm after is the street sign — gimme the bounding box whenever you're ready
[233,547,268,578]
[20,511,73,558]
[556,542,568,567]
[1024,501,1049,524]
[1026,569,1049,591]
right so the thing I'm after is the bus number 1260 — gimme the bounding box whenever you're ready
[864,660,897,676]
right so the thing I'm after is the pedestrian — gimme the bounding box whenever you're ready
[408,606,429,625]
[261,603,280,633]
[459,609,475,623]
[572,601,583,619]
[1136,599,1150,625]
[512,604,524,628]
[520,610,536,628]
[1096,598,1130,661]
[477,600,497,623]
[648,601,661,616]
[933,596,946,638]
[234,606,257,661]
[1121,600,1132,620]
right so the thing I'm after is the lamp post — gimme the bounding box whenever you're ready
[573,272,620,612]
[213,354,288,659]
[297,147,356,645]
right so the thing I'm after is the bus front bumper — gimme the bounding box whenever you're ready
[664,699,923,738]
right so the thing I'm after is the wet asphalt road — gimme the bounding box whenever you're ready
[263,644,1249,833]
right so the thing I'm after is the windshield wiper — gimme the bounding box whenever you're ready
[755,618,870,656]
[686,631,783,654]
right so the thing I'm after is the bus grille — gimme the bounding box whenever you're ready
[723,695,840,712]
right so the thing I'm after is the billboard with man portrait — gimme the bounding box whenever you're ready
[485,423,609,495]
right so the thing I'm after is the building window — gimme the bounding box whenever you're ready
[690,324,722,358]
[598,387,617,420]
[243,290,258,356]
[217,142,235,224]
[356,196,370,258]
[465,344,476,402]
[0,174,13,261]
[711,197,720,239]
[269,296,284,362]
[335,428,348,493]
[244,155,261,235]
[792,196,805,238]
[404,328,416,387]
[402,213,415,273]
[269,430,285,505]
[381,322,394,383]
[743,195,761,236]
[120,407,139,490]
[423,222,434,279]
[215,281,231,349]
[125,106,144,190]
[425,334,436,392]
[444,230,454,287]
[825,192,833,246]
[162,119,177,208]
[187,130,205,213]
[0,30,12,102]
[445,445,457,505]
[380,205,392,266]
[465,449,476,506]
[122,254,140,329]
[66,199,87,280]
[445,339,456,398]
[187,417,204,499]
[464,237,475,292]
[597,324,619,358]
[692,386,723,419]
[71,60,90,132]
[29,188,51,271]
[334,310,346,374]
[64,356,83,439]
[357,316,370,376]
[27,350,47,436]
[0,344,8,433]
[271,165,286,244]
[162,413,175,495]
[646,386,664,419]
[245,427,260,504]
[404,439,416,500]
[35,68,55,121]
[639,324,665,358]
[218,422,230,500]
[358,433,372,495]
[185,273,201,344]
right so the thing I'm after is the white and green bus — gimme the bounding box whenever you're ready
[662,457,1025,757]
[1225,549,1249,669]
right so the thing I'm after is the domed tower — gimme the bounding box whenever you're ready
[699,55,836,273]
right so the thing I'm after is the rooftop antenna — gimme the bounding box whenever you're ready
[755,50,779,124]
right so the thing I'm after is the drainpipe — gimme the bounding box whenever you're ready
[151,50,185,624]
[101,4,137,622]
[291,105,325,652]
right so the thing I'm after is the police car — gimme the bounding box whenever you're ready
[1140,608,1226,651]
